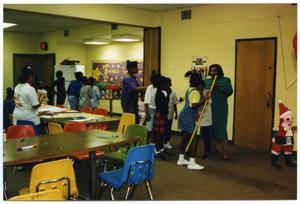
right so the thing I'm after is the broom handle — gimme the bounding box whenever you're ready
[184,76,217,153]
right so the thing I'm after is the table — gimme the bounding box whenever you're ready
[40,112,120,126]
[3,129,138,200]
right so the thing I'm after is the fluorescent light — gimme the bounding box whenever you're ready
[3,23,17,29]
[83,38,110,45]
[112,34,141,42]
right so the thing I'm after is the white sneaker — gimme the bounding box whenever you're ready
[187,163,205,170]
[177,159,189,166]
[164,143,173,149]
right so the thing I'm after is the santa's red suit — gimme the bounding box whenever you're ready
[271,101,295,168]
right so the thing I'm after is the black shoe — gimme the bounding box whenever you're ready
[286,162,297,168]
[285,155,297,168]
[271,163,283,169]
[162,150,172,156]
[202,153,211,160]
[155,153,167,161]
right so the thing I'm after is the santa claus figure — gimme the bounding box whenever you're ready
[271,100,296,168]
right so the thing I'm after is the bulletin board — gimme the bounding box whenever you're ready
[92,60,144,85]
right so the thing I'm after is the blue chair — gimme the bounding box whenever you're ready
[97,144,155,200]
[17,120,43,135]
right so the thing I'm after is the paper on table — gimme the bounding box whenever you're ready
[38,105,66,113]
[70,117,104,122]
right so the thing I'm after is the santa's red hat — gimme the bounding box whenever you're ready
[279,100,292,119]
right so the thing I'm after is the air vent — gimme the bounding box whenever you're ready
[64,30,69,37]
[181,10,192,20]
[111,24,118,30]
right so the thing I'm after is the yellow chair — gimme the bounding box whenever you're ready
[48,122,64,134]
[9,189,64,200]
[116,113,136,134]
[19,158,78,200]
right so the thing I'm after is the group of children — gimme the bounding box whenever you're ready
[136,70,214,169]
[138,71,179,160]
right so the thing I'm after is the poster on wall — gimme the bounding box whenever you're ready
[92,60,144,85]
[191,56,208,80]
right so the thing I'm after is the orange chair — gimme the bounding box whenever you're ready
[92,108,109,130]
[56,104,65,108]
[80,107,93,113]
[63,122,87,132]
[63,122,104,160]
[7,125,36,139]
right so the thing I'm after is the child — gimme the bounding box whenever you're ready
[153,76,169,160]
[164,77,178,150]
[177,70,209,170]
[199,87,213,159]
[138,91,146,125]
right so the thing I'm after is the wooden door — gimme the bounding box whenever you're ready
[143,27,161,86]
[234,38,276,151]
[13,54,55,87]
[13,54,39,87]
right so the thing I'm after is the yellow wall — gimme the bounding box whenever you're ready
[3,32,40,91]
[160,4,297,145]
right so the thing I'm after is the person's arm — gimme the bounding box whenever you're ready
[31,90,45,110]
[190,89,209,109]
[144,103,150,121]
[216,78,233,97]
[144,86,151,121]
[136,86,147,92]
[174,104,178,120]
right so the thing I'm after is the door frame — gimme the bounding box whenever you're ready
[13,53,56,87]
[232,37,278,147]
[143,27,161,86]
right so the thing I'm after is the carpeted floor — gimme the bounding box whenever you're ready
[5,134,297,200]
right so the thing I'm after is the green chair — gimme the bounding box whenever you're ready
[103,124,148,168]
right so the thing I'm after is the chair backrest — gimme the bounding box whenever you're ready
[117,113,136,134]
[80,107,93,113]
[9,189,64,201]
[29,158,78,200]
[92,108,108,116]
[56,104,65,108]
[124,124,148,146]
[64,122,87,132]
[17,120,40,135]
[7,125,35,139]
[48,122,64,134]
[121,144,155,186]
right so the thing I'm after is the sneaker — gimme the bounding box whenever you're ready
[177,159,189,166]
[187,163,205,170]
[164,143,173,150]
